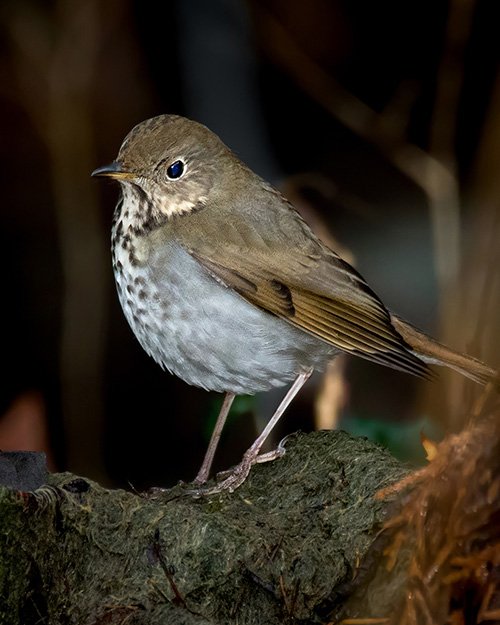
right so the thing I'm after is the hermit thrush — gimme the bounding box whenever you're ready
[92,114,496,493]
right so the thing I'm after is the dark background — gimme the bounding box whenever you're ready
[1,0,499,488]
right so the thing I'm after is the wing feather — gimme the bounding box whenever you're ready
[173,192,432,379]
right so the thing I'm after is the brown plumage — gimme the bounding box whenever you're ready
[93,114,497,492]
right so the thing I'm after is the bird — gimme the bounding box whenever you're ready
[92,114,497,493]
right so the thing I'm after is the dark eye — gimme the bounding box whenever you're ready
[167,160,184,180]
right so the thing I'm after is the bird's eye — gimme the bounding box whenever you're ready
[166,160,185,180]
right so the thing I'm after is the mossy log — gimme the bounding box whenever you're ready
[0,430,418,624]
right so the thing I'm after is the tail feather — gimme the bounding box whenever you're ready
[391,316,498,387]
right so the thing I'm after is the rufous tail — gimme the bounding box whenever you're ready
[391,316,498,387]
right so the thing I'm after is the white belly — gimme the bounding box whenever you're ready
[112,230,336,394]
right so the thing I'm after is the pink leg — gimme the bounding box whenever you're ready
[196,368,313,494]
[194,392,236,484]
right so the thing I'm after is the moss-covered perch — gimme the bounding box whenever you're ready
[2,409,499,625]
[1,431,410,624]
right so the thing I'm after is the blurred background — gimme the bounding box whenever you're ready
[1,0,499,488]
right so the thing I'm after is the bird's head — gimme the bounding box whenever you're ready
[92,114,236,221]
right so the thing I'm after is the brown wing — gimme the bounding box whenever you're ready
[173,189,432,379]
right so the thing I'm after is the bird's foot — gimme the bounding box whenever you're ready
[139,486,175,500]
[254,436,288,464]
[188,438,288,496]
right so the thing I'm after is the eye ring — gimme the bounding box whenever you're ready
[166,160,185,180]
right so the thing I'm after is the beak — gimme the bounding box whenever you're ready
[91,161,135,179]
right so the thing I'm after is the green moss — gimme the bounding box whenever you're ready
[0,430,409,624]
